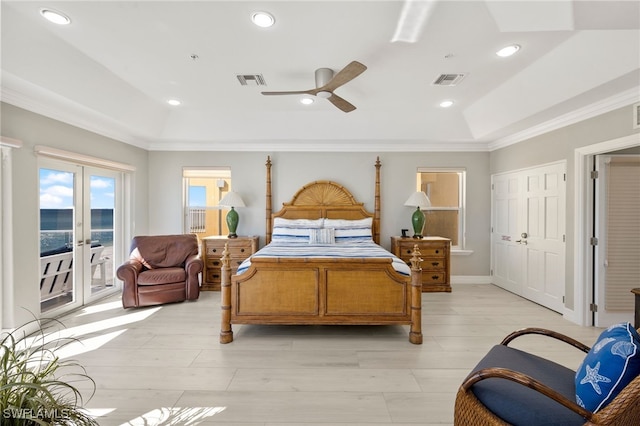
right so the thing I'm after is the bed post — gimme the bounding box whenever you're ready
[374,156,381,245]
[219,244,233,344]
[409,244,423,344]
[265,156,273,245]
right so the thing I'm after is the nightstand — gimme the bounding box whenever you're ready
[201,236,258,291]
[391,236,451,292]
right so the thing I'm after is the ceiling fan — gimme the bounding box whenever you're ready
[261,61,367,113]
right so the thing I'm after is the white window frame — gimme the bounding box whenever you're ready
[182,167,231,236]
[416,167,466,250]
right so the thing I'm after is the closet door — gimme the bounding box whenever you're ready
[491,162,566,313]
[520,163,565,313]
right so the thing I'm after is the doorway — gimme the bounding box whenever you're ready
[39,161,122,313]
[491,161,567,313]
[574,134,640,326]
[593,154,640,326]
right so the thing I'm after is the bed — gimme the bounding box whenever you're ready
[219,157,424,344]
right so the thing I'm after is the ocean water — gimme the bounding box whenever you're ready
[40,209,113,254]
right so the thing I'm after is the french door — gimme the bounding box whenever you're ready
[491,162,566,313]
[39,161,122,313]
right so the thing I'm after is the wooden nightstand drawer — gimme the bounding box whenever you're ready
[202,236,258,291]
[422,272,447,284]
[423,257,446,271]
[391,236,451,293]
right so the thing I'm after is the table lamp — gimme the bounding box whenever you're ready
[404,191,431,238]
[218,191,246,238]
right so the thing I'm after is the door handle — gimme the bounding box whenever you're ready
[516,239,528,245]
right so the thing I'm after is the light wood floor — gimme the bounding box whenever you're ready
[55,284,602,425]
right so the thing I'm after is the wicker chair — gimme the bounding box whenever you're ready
[454,327,640,426]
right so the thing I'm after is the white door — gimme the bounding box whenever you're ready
[520,163,566,313]
[39,161,122,314]
[491,162,566,313]
[491,174,521,295]
[594,155,640,327]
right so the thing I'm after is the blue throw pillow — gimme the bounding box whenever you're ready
[575,322,640,412]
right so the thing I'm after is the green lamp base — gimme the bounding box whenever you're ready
[226,207,239,239]
[411,206,425,239]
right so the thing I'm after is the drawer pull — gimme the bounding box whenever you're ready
[435,250,440,254]
[431,275,440,280]
[212,248,217,253]
[431,262,440,267]
[235,261,242,266]
[213,261,220,266]
[240,248,245,253]
[213,274,220,279]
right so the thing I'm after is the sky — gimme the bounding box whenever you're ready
[39,168,115,209]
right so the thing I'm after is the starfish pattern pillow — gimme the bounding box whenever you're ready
[575,322,640,412]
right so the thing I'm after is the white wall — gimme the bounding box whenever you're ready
[489,104,640,312]
[1,103,149,327]
[148,150,491,276]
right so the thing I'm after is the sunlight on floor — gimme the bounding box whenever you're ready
[89,406,227,425]
[56,329,127,358]
[77,300,123,316]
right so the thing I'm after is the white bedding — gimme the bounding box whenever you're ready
[235,241,411,276]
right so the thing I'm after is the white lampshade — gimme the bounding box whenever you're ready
[218,191,246,208]
[404,191,431,209]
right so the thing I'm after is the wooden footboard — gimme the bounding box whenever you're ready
[220,244,423,344]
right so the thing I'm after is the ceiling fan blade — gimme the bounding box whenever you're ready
[327,93,357,113]
[321,61,367,92]
[261,89,316,96]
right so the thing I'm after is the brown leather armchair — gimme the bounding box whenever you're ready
[117,234,203,308]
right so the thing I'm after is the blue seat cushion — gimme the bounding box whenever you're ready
[468,344,586,426]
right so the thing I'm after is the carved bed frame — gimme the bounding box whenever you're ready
[220,157,423,344]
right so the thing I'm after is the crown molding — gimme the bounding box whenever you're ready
[488,87,640,151]
[146,139,490,152]
[1,72,151,150]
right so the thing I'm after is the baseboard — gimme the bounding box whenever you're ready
[451,275,492,285]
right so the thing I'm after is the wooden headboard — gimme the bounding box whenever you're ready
[265,157,381,244]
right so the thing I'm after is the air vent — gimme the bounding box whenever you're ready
[237,74,266,86]
[432,73,466,86]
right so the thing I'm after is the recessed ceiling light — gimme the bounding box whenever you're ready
[496,44,520,58]
[40,8,71,25]
[300,98,314,105]
[252,11,275,28]
[167,99,181,106]
[440,100,454,108]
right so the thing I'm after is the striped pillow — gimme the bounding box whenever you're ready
[309,227,335,244]
[271,218,324,243]
[324,218,373,243]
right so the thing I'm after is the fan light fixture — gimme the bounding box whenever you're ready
[496,44,520,57]
[167,99,181,106]
[300,98,314,105]
[40,8,71,25]
[252,11,275,28]
[440,100,454,108]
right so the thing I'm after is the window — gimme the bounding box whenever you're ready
[183,168,231,237]
[416,168,466,249]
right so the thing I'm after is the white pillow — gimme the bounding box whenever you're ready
[309,227,335,244]
[324,218,373,243]
[272,218,324,243]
